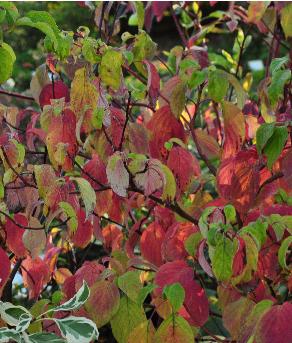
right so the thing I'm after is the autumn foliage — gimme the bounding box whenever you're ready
[0,1,292,343]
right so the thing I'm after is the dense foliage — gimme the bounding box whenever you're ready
[0,2,292,342]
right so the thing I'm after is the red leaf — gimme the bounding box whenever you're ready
[217,149,260,215]
[140,222,165,267]
[143,60,160,107]
[82,153,107,190]
[151,2,170,21]
[232,237,246,277]
[255,302,292,343]
[167,146,200,196]
[39,81,70,108]
[162,222,198,261]
[0,247,10,297]
[147,105,186,161]
[102,224,123,251]
[22,256,50,300]
[154,260,209,327]
[198,239,213,277]
[46,108,77,171]
[110,107,126,149]
[5,214,28,258]
[153,206,176,231]
[74,261,105,290]
[71,209,93,248]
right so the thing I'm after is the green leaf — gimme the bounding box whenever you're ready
[223,204,237,223]
[154,315,194,343]
[268,69,291,107]
[53,316,99,343]
[184,232,203,256]
[208,69,229,102]
[49,280,90,313]
[278,236,292,270]
[82,37,101,64]
[28,299,50,334]
[211,235,235,281]
[170,79,186,118]
[28,332,66,343]
[0,42,16,84]
[263,126,288,169]
[270,56,289,75]
[161,164,176,201]
[134,1,145,30]
[100,48,123,90]
[117,271,143,302]
[56,32,73,60]
[111,297,146,343]
[240,220,268,250]
[0,2,19,25]
[163,283,185,313]
[189,69,208,89]
[59,201,78,234]
[16,17,58,50]
[281,4,292,38]
[133,30,157,75]
[71,177,96,218]
[256,123,275,154]
[136,284,157,308]
[91,107,104,129]
[26,10,59,35]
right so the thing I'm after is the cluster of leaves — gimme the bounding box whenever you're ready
[0,1,292,343]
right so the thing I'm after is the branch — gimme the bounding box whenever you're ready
[0,89,34,101]
[118,91,131,151]
[257,171,284,195]
[170,6,188,47]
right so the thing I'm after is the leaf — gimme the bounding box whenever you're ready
[267,69,291,107]
[28,332,66,343]
[100,48,123,90]
[5,213,28,258]
[59,201,78,234]
[0,2,19,24]
[208,69,229,102]
[167,146,200,196]
[247,2,270,23]
[0,328,21,343]
[134,2,145,30]
[163,283,185,313]
[117,271,142,302]
[278,236,292,270]
[255,302,292,343]
[51,280,90,313]
[70,209,93,248]
[46,108,77,171]
[143,60,160,107]
[160,164,176,201]
[137,284,157,308]
[170,79,186,118]
[147,105,186,161]
[270,55,289,75]
[22,221,46,259]
[154,315,194,343]
[106,152,129,197]
[281,4,292,38]
[211,235,236,282]
[128,320,155,343]
[263,126,288,169]
[133,31,157,75]
[39,81,69,108]
[0,247,10,298]
[71,177,96,218]
[256,123,275,154]
[53,316,99,343]
[0,302,32,327]
[85,280,120,328]
[140,222,165,267]
[221,101,245,160]
[110,296,147,343]
[0,42,16,84]
[70,67,98,119]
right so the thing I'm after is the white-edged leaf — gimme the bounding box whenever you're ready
[28,332,66,343]
[53,316,99,343]
[47,281,90,314]
[0,302,32,327]
[0,327,22,343]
